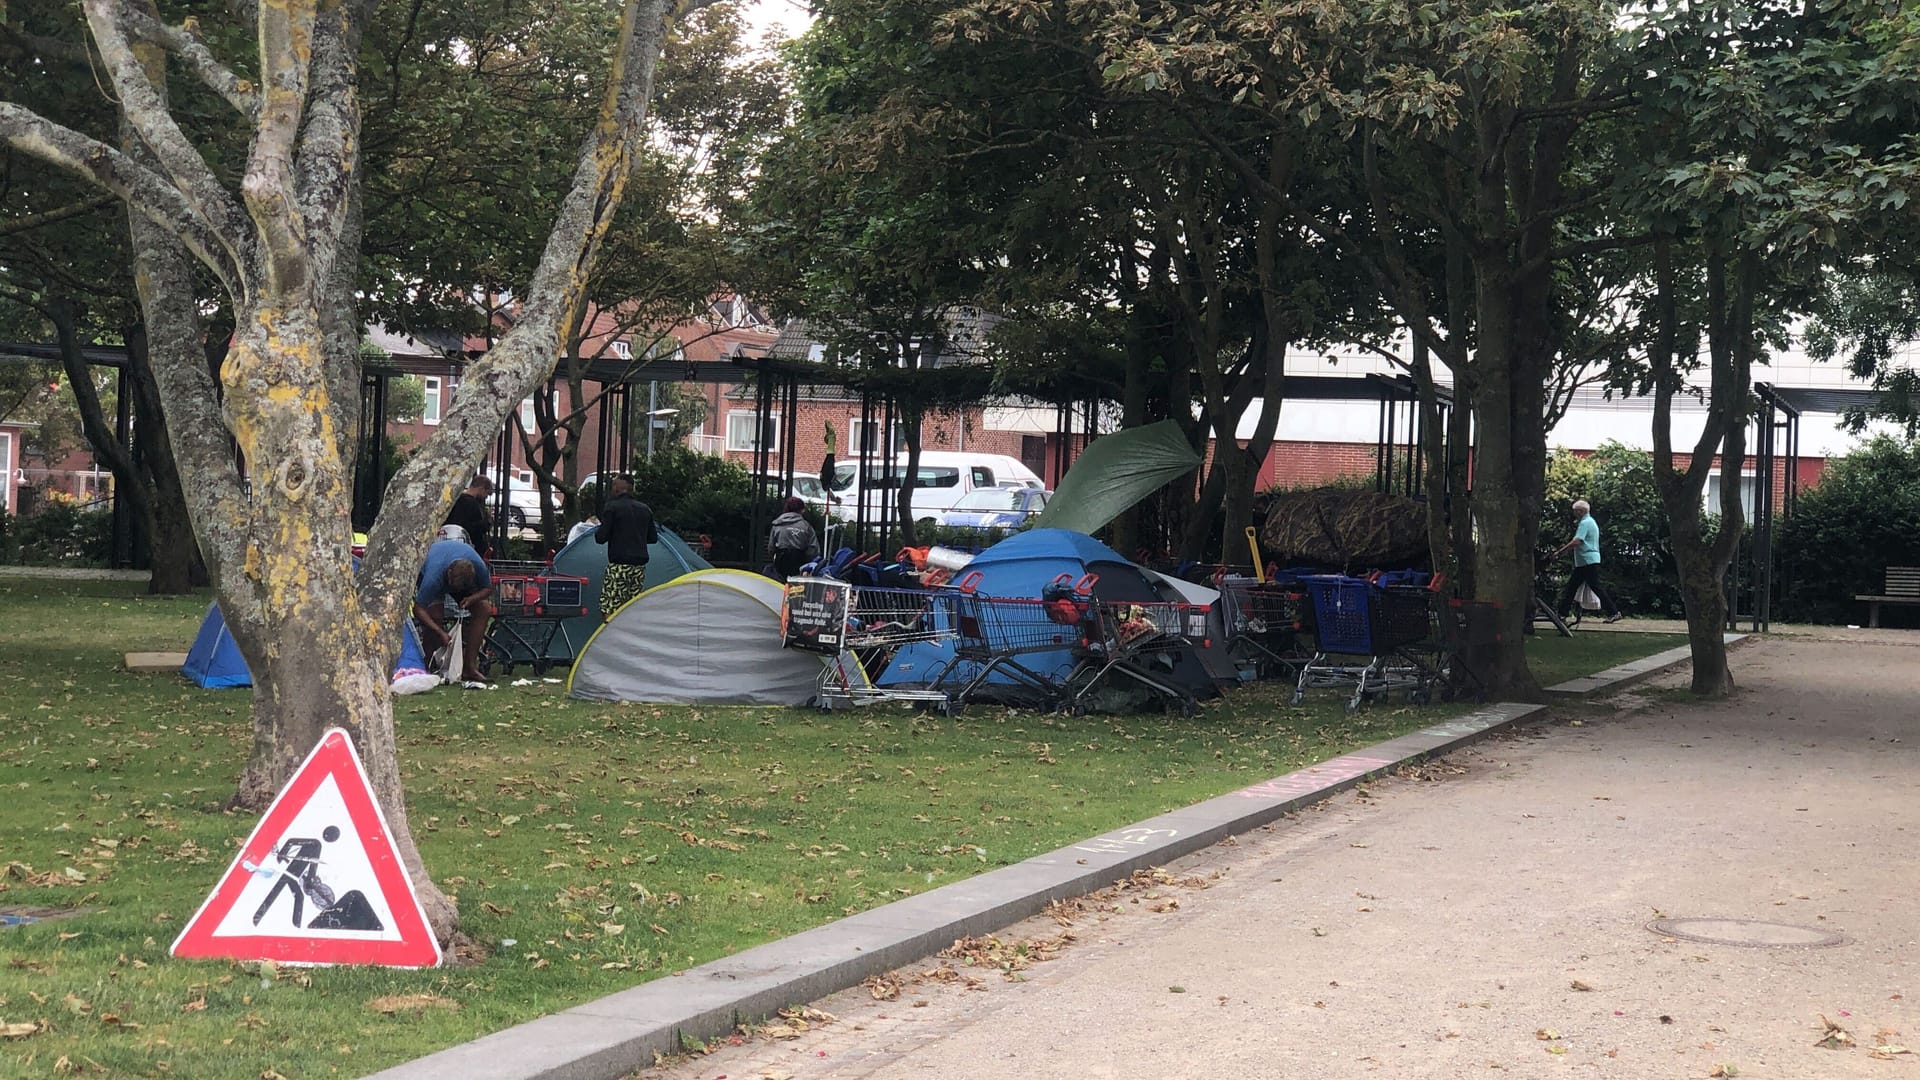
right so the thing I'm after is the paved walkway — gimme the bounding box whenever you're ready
[641,634,1920,1080]
[0,564,148,581]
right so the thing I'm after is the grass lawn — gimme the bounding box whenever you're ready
[1525,629,1690,688]
[0,576,1682,1077]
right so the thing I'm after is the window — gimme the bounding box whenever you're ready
[862,466,960,489]
[971,466,995,488]
[422,377,441,425]
[726,411,779,452]
[612,340,632,360]
[519,397,535,431]
[1704,471,1758,524]
[849,419,907,456]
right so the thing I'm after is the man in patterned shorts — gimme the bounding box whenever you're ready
[594,474,657,620]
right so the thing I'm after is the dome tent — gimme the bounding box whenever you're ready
[546,526,712,661]
[875,528,1232,705]
[568,569,864,706]
[184,603,427,689]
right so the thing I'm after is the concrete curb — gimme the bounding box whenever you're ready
[365,701,1544,1080]
[1544,632,1748,698]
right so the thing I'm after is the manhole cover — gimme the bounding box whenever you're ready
[1648,917,1847,949]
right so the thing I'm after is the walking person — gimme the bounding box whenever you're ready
[1553,499,1624,624]
[765,496,820,582]
[595,475,657,619]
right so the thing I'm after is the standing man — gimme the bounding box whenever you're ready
[413,534,495,684]
[765,496,820,582]
[446,475,495,560]
[1553,498,1624,624]
[595,475,657,619]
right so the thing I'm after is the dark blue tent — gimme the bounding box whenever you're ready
[876,528,1229,703]
[183,604,427,689]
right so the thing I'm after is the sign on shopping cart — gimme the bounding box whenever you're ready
[781,576,849,655]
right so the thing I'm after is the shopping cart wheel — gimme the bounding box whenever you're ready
[1290,691,1305,706]
[1343,698,1363,714]
[1409,688,1431,706]
[1177,699,1198,719]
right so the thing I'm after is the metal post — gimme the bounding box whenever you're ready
[616,384,632,470]
[646,380,657,461]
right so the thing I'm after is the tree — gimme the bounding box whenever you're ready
[1624,0,1920,693]
[1060,0,1641,695]
[2,0,709,939]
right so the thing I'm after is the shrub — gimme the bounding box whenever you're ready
[12,499,113,566]
[628,450,756,562]
[1537,443,1688,618]
[1777,436,1920,626]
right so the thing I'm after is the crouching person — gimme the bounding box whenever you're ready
[413,534,494,686]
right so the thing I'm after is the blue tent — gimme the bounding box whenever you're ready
[183,604,427,689]
[877,528,1229,703]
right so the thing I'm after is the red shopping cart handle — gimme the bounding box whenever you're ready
[958,570,983,594]
[1050,571,1098,596]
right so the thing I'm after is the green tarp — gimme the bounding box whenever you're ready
[1033,420,1202,535]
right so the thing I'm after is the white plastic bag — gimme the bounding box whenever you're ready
[1575,584,1602,612]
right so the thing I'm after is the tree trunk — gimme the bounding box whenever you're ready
[217,299,458,937]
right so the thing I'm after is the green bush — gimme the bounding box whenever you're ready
[12,500,113,566]
[628,450,757,562]
[1778,436,1920,626]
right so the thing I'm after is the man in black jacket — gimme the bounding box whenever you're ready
[445,475,494,560]
[595,475,657,619]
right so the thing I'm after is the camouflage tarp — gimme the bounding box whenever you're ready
[1259,489,1428,570]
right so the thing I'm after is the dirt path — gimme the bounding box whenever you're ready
[641,635,1920,1080]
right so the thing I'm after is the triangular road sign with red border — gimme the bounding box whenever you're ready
[172,727,442,967]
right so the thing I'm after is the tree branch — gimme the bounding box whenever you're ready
[121,8,260,118]
[82,0,252,271]
[0,194,119,238]
[241,0,319,293]
[0,102,242,292]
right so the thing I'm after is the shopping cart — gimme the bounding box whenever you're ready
[1292,576,1439,711]
[943,572,1096,708]
[1432,598,1505,702]
[1064,599,1213,716]
[481,568,590,676]
[1216,575,1310,679]
[781,578,960,712]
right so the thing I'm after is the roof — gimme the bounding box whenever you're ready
[1765,386,1880,416]
[766,308,1004,369]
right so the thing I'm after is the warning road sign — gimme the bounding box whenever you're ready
[171,728,442,967]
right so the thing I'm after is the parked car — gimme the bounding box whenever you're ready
[827,452,1045,522]
[937,486,1050,530]
[755,471,839,514]
[487,471,561,531]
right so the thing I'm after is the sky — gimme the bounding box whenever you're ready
[739,0,813,47]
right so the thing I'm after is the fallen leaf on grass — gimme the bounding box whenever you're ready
[864,974,901,1001]
[180,998,207,1013]
[368,994,460,1015]
[0,1021,42,1039]
[64,992,91,1015]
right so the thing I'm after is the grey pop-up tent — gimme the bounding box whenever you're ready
[567,569,866,705]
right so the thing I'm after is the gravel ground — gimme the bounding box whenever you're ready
[640,632,1920,1080]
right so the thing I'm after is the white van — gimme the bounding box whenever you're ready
[828,452,1044,522]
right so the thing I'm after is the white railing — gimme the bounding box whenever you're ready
[686,433,726,456]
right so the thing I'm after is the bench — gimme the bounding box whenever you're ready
[1855,567,1920,627]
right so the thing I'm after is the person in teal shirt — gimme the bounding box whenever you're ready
[1552,499,1623,623]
